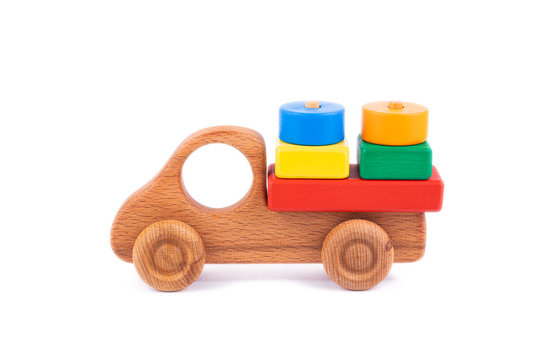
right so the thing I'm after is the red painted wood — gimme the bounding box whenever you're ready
[267,164,444,212]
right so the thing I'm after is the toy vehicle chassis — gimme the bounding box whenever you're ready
[111,126,427,291]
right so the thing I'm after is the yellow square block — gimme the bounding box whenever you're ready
[275,138,349,179]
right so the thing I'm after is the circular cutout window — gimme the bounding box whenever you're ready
[182,144,253,208]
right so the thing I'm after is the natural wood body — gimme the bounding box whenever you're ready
[111,126,426,264]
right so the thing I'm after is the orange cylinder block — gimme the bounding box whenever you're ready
[362,101,428,146]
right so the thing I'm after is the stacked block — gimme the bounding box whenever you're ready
[275,101,349,179]
[357,136,432,180]
[268,100,444,212]
[275,139,349,179]
[268,164,443,212]
[359,101,432,180]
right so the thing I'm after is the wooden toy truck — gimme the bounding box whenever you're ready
[111,126,443,291]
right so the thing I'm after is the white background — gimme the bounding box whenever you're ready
[1,1,539,359]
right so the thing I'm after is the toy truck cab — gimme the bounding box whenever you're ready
[111,126,442,291]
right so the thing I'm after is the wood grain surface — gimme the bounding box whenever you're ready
[132,220,205,291]
[322,219,394,290]
[111,126,426,265]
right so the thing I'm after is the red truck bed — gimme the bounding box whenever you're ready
[267,164,444,212]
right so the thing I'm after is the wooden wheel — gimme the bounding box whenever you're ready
[322,219,393,290]
[132,220,205,291]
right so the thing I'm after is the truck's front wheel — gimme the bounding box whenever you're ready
[322,219,393,290]
[132,220,205,291]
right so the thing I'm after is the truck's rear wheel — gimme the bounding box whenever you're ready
[132,220,205,291]
[322,219,393,290]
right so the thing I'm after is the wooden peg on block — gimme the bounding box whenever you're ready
[304,100,320,108]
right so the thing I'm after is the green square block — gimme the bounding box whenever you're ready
[357,135,433,180]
